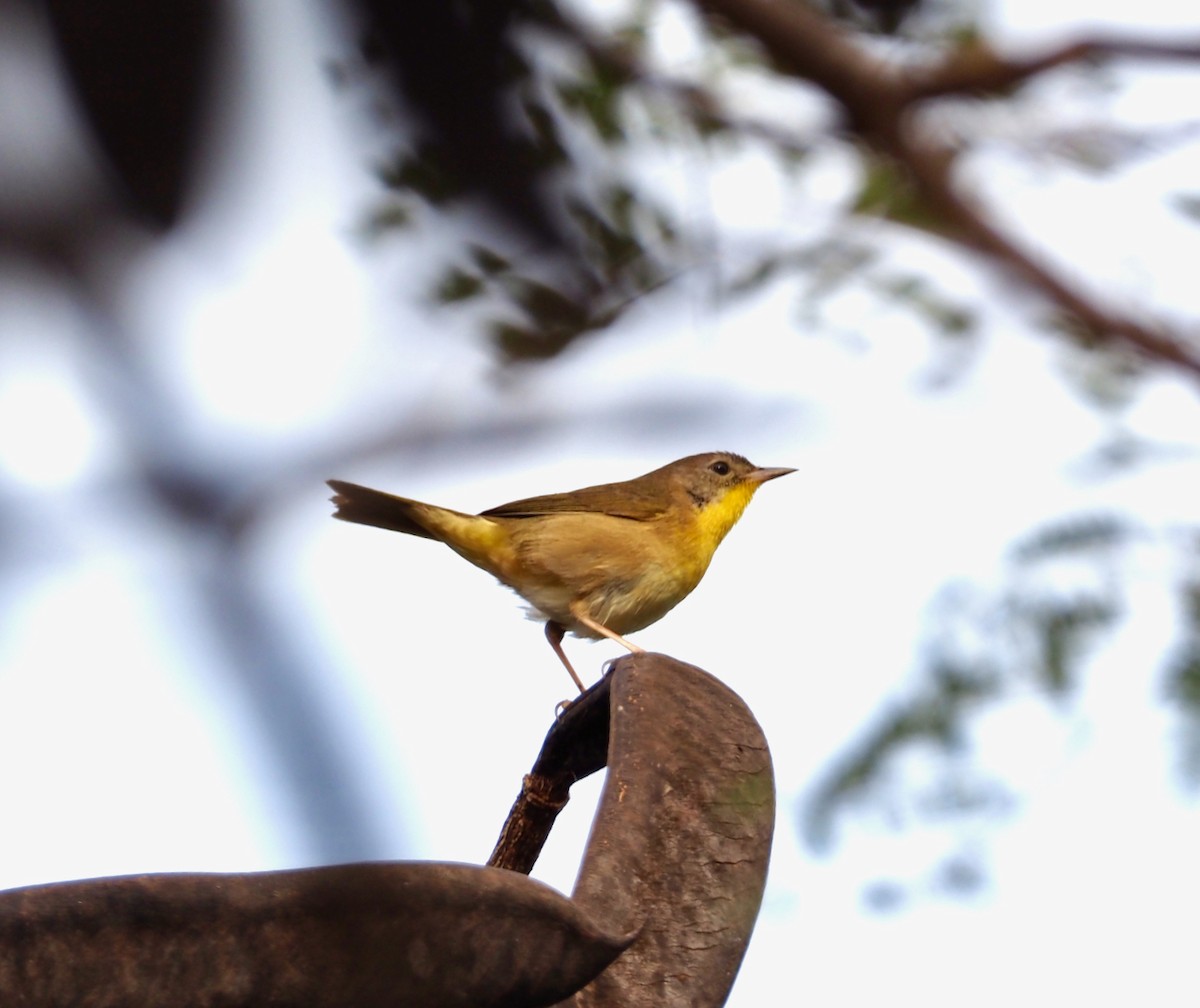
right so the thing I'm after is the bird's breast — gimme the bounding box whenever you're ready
[500,512,713,637]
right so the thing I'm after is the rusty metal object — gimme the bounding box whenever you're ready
[0,654,772,1006]
[562,654,774,1006]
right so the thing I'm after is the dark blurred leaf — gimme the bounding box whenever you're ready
[1165,645,1200,710]
[469,244,513,275]
[862,880,908,912]
[1171,192,1200,224]
[933,852,986,896]
[798,238,879,307]
[378,145,463,203]
[1026,598,1119,697]
[1164,580,1200,788]
[915,775,1014,822]
[489,278,601,360]
[1051,334,1145,411]
[1071,431,1200,479]
[1041,125,1156,174]
[1183,579,1200,627]
[1025,120,1200,176]
[492,321,547,358]
[522,100,571,168]
[359,201,413,241]
[726,254,785,297]
[1011,514,1134,562]
[557,66,629,144]
[874,274,976,339]
[509,277,592,329]
[566,196,649,275]
[1012,516,1132,564]
[435,267,486,304]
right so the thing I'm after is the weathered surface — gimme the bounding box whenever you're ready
[561,654,775,1007]
[0,861,633,1007]
[0,654,773,1007]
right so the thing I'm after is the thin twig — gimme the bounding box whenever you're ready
[910,36,1200,101]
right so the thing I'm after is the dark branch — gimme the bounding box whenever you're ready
[489,674,612,873]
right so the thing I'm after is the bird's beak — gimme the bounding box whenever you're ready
[748,466,797,484]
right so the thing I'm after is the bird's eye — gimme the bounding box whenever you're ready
[710,460,731,475]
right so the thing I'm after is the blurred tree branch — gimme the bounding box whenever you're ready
[688,0,1200,377]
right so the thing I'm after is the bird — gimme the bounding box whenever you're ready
[327,452,794,692]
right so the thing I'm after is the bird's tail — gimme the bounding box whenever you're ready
[326,480,440,540]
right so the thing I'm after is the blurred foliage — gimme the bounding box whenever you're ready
[348,0,1199,396]
[804,656,1007,853]
[350,0,1023,366]
[871,273,976,340]
[803,511,1200,905]
[354,0,687,362]
[1164,573,1200,788]
[1025,120,1200,176]
[1171,191,1200,224]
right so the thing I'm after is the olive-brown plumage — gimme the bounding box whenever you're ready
[328,452,793,690]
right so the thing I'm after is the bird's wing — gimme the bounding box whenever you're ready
[481,480,668,521]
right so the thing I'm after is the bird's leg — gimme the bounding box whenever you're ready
[545,620,586,693]
[568,601,645,655]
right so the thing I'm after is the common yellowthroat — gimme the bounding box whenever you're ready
[327,452,794,691]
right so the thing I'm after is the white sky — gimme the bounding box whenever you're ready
[1,1,1199,1005]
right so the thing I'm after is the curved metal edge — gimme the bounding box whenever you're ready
[561,653,776,1007]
